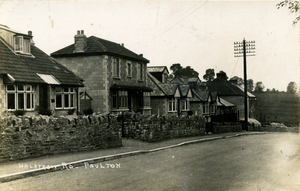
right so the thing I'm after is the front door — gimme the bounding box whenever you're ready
[39,85,48,110]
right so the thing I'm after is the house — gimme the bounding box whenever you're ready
[51,30,152,115]
[0,25,84,116]
[148,67,214,117]
[147,71,192,116]
[206,72,256,121]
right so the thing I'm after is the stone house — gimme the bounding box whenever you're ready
[0,25,83,116]
[51,30,152,115]
[207,72,256,121]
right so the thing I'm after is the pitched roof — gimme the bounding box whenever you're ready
[235,85,256,98]
[0,38,83,86]
[218,97,235,107]
[147,66,169,73]
[51,36,149,63]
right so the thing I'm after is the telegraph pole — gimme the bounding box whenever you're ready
[234,39,255,131]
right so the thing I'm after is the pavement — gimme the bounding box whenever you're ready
[0,131,265,183]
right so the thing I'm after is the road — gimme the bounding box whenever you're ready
[1,133,300,191]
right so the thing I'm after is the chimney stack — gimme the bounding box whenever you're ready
[74,30,87,53]
[139,54,143,57]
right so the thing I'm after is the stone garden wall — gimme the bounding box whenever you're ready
[0,114,122,162]
[212,122,242,134]
[121,114,206,142]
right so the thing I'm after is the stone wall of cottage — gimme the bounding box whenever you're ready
[0,114,122,162]
[121,114,206,142]
[150,97,168,116]
[190,102,203,116]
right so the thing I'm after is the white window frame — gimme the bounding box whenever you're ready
[127,62,132,77]
[143,92,151,108]
[137,63,143,81]
[112,90,128,109]
[6,84,35,111]
[14,36,31,54]
[168,98,177,112]
[113,58,120,78]
[182,98,190,111]
[203,102,209,114]
[55,87,75,109]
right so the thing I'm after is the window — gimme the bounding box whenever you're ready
[14,36,31,54]
[112,90,128,109]
[168,98,177,112]
[6,84,34,110]
[127,63,132,77]
[55,87,75,109]
[211,103,215,113]
[143,92,151,108]
[137,63,143,81]
[203,102,209,114]
[182,99,190,111]
[113,58,120,77]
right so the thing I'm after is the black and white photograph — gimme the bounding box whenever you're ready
[0,0,299,190]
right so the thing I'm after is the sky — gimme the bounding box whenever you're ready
[0,0,299,92]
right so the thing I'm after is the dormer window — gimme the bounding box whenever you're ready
[14,36,31,54]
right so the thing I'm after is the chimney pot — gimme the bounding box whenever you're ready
[28,31,32,36]
[77,30,80,35]
[139,54,143,57]
[121,43,124,47]
[81,30,84,35]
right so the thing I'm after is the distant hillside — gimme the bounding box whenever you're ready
[253,92,299,126]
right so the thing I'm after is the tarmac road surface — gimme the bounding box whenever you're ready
[1,133,299,191]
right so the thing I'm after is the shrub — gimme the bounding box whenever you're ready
[83,108,93,115]
[14,110,26,116]
[35,106,52,116]
[68,108,76,115]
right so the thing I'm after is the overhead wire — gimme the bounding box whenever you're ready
[136,0,210,49]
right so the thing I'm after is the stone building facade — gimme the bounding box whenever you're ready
[51,31,152,115]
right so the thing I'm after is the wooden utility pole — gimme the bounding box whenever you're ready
[234,39,255,130]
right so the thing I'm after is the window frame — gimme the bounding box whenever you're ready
[55,87,75,109]
[127,62,132,77]
[14,36,31,54]
[111,90,128,110]
[6,84,35,111]
[168,98,177,112]
[137,63,143,81]
[143,92,151,108]
[182,98,190,111]
[113,58,120,78]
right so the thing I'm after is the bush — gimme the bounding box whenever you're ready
[35,106,52,116]
[14,110,26,116]
[83,108,93,115]
[68,108,76,115]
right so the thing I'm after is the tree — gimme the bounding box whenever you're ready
[170,63,198,78]
[247,79,254,92]
[170,63,183,74]
[277,0,300,25]
[230,76,244,86]
[203,68,215,82]
[215,71,228,81]
[287,81,298,94]
[254,81,265,92]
